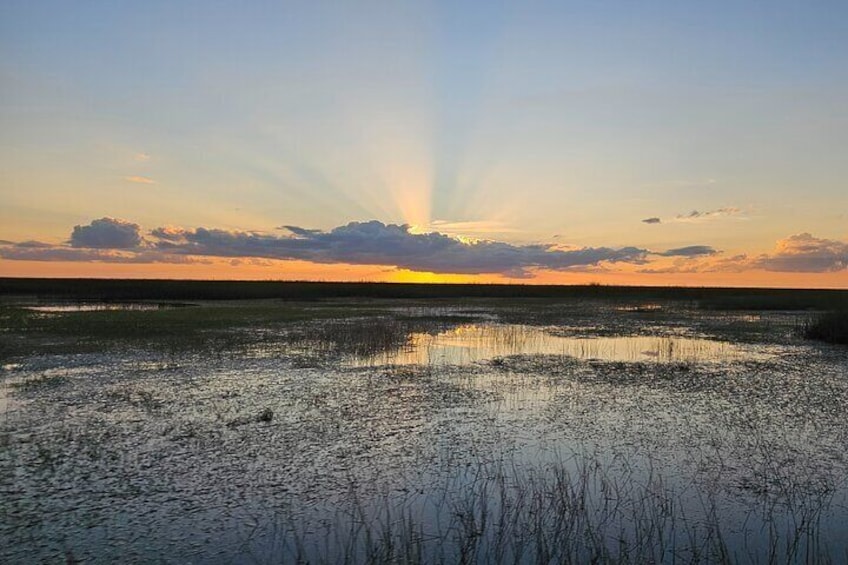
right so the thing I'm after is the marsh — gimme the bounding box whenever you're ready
[2,288,847,563]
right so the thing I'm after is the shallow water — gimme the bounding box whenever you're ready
[352,323,770,366]
[24,303,176,313]
[2,304,846,563]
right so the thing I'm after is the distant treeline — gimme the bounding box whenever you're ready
[1,278,846,309]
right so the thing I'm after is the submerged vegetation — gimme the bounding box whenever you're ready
[2,281,848,562]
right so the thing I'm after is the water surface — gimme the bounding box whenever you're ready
[353,323,770,366]
[25,303,178,313]
[2,304,845,563]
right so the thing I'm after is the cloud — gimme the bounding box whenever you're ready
[756,233,847,272]
[18,217,816,278]
[276,225,323,237]
[642,207,744,225]
[658,245,718,257]
[151,220,649,277]
[125,175,156,184]
[149,226,188,242]
[673,207,742,223]
[14,240,54,248]
[0,243,202,264]
[71,218,143,249]
[639,234,848,274]
[426,219,522,236]
[134,153,151,162]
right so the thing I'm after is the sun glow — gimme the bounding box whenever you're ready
[386,269,483,284]
[392,178,432,228]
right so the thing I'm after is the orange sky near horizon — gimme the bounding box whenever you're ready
[3,257,846,290]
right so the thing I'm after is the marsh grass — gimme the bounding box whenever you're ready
[0,302,398,361]
[275,314,481,362]
[285,318,427,358]
[804,311,848,345]
[245,452,838,565]
[0,291,836,364]
[0,300,485,363]
[11,373,69,392]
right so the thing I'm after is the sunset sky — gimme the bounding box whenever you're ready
[1,1,846,287]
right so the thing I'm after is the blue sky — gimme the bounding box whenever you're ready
[1,1,846,285]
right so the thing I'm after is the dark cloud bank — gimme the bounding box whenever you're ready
[153,220,652,277]
[1,217,844,276]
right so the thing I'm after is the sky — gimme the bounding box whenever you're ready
[1,1,846,287]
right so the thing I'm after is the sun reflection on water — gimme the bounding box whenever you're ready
[352,323,768,367]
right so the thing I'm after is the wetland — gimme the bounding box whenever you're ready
[1,282,847,563]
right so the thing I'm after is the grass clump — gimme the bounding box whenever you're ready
[12,373,69,391]
[804,311,848,345]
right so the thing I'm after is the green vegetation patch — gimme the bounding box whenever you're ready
[0,301,388,360]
